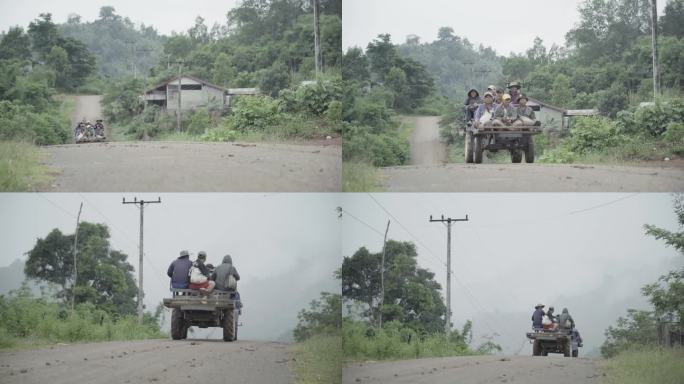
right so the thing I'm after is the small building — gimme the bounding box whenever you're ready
[143,75,257,112]
[527,97,598,130]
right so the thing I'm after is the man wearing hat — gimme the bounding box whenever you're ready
[508,81,522,104]
[492,94,522,127]
[516,94,538,125]
[532,303,545,331]
[474,92,497,128]
[464,88,481,122]
[167,250,192,289]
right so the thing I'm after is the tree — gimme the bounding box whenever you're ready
[24,222,138,315]
[99,6,120,22]
[293,292,341,341]
[188,16,209,44]
[341,240,446,333]
[437,27,456,42]
[342,47,369,83]
[27,13,59,60]
[212,52,236,87]
[0,27,32,61]
[385,66,407,104]
[550,74,574,107]
[366,34,398,82]
[661,0,684,38]
[46,46,69,88]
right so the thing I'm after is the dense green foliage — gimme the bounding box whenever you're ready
[25,222,138,315]
[291,334,342,384]
[0,283,163,349]
[601,195,684,358]
[293,292,341,342]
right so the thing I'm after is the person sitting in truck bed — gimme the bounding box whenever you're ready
[463,89,481,122]
[532,303,545,330]
[212,254,240,291]
[167,250,192,289]
[492,94,522,127]
[188,251,215,293]
[474,92,497,128]
[516,95,539,126]
[559,308,575,330]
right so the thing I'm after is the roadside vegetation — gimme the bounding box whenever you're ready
[291,290,341,384]
[599,194,683,382]
[0,141,50,191]
[340,239,500,361]
[0,221,165,349]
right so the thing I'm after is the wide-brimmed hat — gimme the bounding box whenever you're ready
[535,303,545,309]
[508,81,521,89]
[502,93,512,101]
[179,250,189,257]
[198,251,207,259]
[483,92,494,99]
[487,85,497,90]
[518,94,529,102]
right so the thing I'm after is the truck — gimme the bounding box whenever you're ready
[464,122,542,164]
[162,289,241,341]
[526,328,575,357]
[74,119,106,143]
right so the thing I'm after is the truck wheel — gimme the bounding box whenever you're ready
[181,324,189,339]
[171,309,183,340]
[473,136,484,164]
[525,137,535,163]
[511,150,522,163]
[465,132,474,163]
[542,351,548,356]
[563,341,571,357]
[532,340,541,356]
[223,309,236,342]
[572,350,578,358]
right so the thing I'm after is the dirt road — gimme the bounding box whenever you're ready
[382,162,684,191]
[408,116,446,166]
[68,94,105,135]
[41,141,341,191]
[0,339,294,384]
[343,355,603,384]
[382,116,684,191]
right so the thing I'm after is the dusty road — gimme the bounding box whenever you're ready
[382,162,684,191]
[382,116,684,191]
[68,94,106,137]
[41,141,341,191]
[343,355,603,384]
[408,116,446,166]
[0,339,294,384]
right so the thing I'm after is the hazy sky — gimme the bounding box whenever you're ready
[341,193,682,354]
[0,0,240,35]
[0,193,341,341]
[343,0,668,56]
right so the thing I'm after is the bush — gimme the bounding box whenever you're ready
[602,345,684,384]
[618,98,684,137]
[279,80,343,117]
[0,100,70,145]
[343,125,409,167]
[230,95,281,132]
[565,116,623,154]
[187,108,214,135]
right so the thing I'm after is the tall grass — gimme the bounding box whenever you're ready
[291,333,342,384]
[342,162,382,192]
[602,346,684,384]
[0,289,165,350]
[0,141,50,191]
[343,321,474,361]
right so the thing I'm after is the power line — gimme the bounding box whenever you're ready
[569,193,638,215]
[340,208,386,237]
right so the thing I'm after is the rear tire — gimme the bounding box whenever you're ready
[223,309,236,342]
[525,137,535,163]
[533,340,541,356]
[563,341,571,357]
[465,132,474,163]
[171,309,183,340]
[572,350,578,358]
[473,136,484,164]
[511,150,522,163]
[181,324,189,339]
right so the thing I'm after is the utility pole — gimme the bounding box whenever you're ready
[313,0,322,78]
[429,214,469,334]
[169,60,184,133]
[378,220,390,329]
[72,202,83,312]
[122,197,161,324]
[651,0,660,99]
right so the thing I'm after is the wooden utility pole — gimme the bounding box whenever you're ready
[177,61,183,133]
[72,202,83,312]
[313,0,322,78]
[429,214,469,334]
[651,0,660,99]
[378,220,390,329]
[122,197,161,324]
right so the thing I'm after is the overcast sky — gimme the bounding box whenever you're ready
[341,193,682,355]
[343,0,668,56]
[0,0,240,36]
[0,193,341,341]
